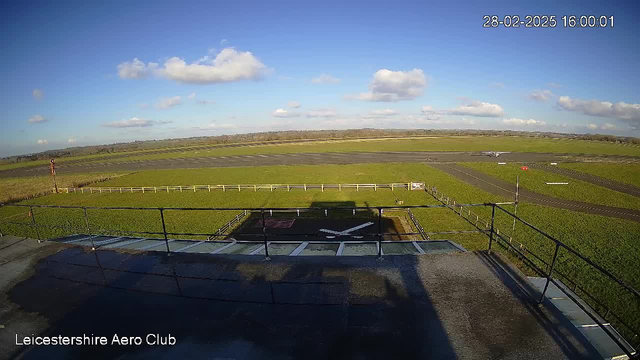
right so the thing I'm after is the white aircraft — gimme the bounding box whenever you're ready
[319,222,374,239]
[481,151,511,157]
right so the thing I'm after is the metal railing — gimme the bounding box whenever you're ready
[0,201,638,357]
[57,182,424,194]
[208,210,248,240]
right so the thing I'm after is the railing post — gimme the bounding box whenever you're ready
[539,243,561,303]
[377,207,383,258]
[29,205,41,242]
[488,204,496,253]
[159,209,171,254]
[83,208,95,250]
[261,209,270,260]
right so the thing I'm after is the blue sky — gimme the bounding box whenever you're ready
[1,0,639,156]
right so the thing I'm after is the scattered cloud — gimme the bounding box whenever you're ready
[288,101,301,108]
[450,100,504,117]
[117,58,158,79]
[155,96,182,109]
[27,114,47,124]
[369,109,396,116]
[601,123,617,130]
[187,92,196,99]
[311,74,341,84]
[586,124,598,130]
[37,139,48,145]
[198,123,238,131]
[103,117,171,128]
[68,137,77,144]
[547,82,563,88]
[196,99,216,105]
[346,69,426,102]
[272,109,300,118]
[501,118,546,126]
[220,39,228,45]
[32,89,44,100]
[489,82,505,88]
[117,48,268,84]
[528,89,553,102]
[306,109,337,118]
[557,96,640,127]
[138,103,149,109]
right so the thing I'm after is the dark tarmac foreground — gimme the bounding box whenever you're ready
[0,237,601,360]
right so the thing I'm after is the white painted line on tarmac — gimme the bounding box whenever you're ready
[175,241,205,253]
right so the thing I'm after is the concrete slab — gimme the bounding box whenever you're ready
[300,243,339,256]
[179,241,227,253]
[342,243,378,256]
[381,241,420,255]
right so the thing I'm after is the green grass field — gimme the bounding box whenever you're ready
[1,162,638,339]
[459,162,640,210]
[83,136,640,165]
[559,162,640,188]
[4,135,640,172]
[0,173,126,204]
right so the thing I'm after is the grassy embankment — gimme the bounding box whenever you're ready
[459,162,640,210]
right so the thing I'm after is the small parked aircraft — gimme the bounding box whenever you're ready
[481,151,511,157]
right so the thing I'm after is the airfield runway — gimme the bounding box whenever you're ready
[0,151,582,178]
[431,163,640,222]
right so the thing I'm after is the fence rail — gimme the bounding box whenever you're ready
[58,182,426,194]
[422,186,639,357]
[0,199,638,356]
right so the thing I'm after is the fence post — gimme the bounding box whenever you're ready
[539,243,561,303]
[377,207,383,258]
[193,186,196,193]
[83,208,95,250]
[261,209,270,260]
[29,205,41,242]
[208,185,211,192]
[488,204,496,253]
[160,209,171,254]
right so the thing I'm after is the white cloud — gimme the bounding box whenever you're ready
[529,89,553,102]
[370,109,396,116]
[37,139,48,145]
[548,82,563,88]
[198,123,237,130]
[117,58,158,79]
[489,82,505,88]
[601,123,617,130]
[32,89,44,100]
[68,137,77,144]
[220,39,228,45]
[586,124,598,130]
[311,74,340,84]
[196,99,216,105]
[347,69,426,102]
[103,117,171,128]
[557,96,640,127]
[161,48,267,84]
[450,100,504,117]
[288,101,301,108]
[117,48,268,84]
[155,96,182,109]
[272,109,300,118]
[501,118,546,126]
[27,114,47,124]
[306,109,337,118]
[187,92,196,99]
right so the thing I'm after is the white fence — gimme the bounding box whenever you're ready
[59,182,426,194]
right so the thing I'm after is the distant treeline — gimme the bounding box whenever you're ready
[2,129,639,164]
